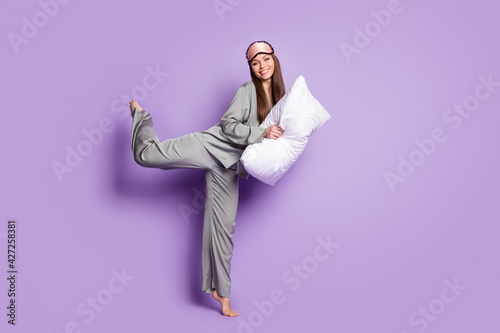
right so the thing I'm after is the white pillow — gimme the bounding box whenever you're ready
[240,75,331,185]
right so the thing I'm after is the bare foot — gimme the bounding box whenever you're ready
[212,289,239,317]
[129,100,143,116]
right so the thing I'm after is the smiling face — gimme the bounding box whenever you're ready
[247,42,275,82]
[250,53,275,81]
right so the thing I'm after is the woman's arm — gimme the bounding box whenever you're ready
[220,85,267,145]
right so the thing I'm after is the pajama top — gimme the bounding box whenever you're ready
[193,80,270,179]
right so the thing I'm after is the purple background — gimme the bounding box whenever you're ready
[1,0,499,332]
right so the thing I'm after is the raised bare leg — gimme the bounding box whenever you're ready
[129,99,143,115]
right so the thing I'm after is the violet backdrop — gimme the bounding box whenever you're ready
[1,0,499,332]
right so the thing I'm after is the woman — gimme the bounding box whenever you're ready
[128,40,285,317]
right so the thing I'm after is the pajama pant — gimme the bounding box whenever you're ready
[131,109,239,298]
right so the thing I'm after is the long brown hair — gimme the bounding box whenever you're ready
[248,53,286,124]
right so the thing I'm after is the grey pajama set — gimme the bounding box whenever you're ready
[130,80,269,298]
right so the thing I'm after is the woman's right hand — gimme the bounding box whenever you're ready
[265,125,284,140]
